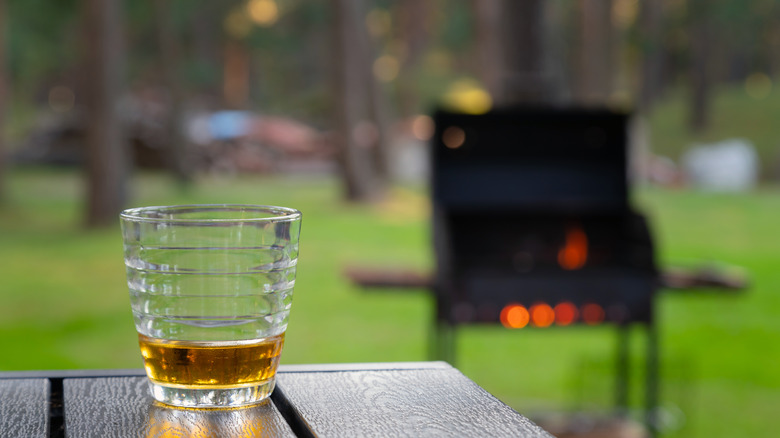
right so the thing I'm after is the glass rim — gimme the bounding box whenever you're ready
[120,204,301,224]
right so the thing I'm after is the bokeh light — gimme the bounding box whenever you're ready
[530,303,555,328]
[582,303,605,325]
[612,0,639,29]
[247,0,279,27]
[442,126,465,149]
[558,226,588,270]
[411,115,434,141]
[554,302,578,326]
[442,79,492,115]
[500,304,530,329]
[365,8,392,38]
[373,55,400,82]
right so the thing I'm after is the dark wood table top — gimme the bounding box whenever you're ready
[0,361,552,438]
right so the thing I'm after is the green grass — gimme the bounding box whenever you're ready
[1,167,778,437]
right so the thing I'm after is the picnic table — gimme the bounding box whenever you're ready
[0,361,552,437]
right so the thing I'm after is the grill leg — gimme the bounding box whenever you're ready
[615,324,630,417]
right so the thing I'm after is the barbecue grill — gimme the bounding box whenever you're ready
[346,106,746,436]
[432,107,658,332]
[427,107,662,432]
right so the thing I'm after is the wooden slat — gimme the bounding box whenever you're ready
[275,364,553,437]
[0,378,49,438]
[63,376,295,438]
[0,369,146,379]
[279,361,450,373]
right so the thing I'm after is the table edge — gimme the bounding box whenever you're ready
[0,361,453,379]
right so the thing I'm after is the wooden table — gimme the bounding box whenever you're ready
[0,361,551,438]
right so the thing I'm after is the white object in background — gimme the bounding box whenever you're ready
[681,139,758,192]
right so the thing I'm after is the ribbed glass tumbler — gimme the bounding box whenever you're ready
[120,204,301,408]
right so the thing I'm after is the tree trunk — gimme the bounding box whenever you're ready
[638,0,664,112]
[769,10,780,78]
[223,40,250,109]
[83,0,127,227]
[0,0,6,203]
[359,2,392,184]
[575,0,615,105]
[395,0,431,117]
[365,56,393,185]
[152,0,190,185]
[331,0,380,201]
[470,0,503,99]
[497,0,564,105]
[190,0,222,98]
[689,0,712,132]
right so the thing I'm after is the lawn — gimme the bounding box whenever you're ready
[0,167,778,437]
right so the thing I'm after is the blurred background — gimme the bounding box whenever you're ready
[0,0,778,437]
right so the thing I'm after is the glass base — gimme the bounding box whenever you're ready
[147,378,276,408]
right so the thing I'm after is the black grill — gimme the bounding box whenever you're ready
[431,107,658,327]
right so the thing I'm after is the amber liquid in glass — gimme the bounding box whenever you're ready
[138,333,285,389]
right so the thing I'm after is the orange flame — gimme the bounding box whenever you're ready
[554,302,578,326]
[500,304,529,329]
[530,303,555,327]
[558,225,588,270]
[582,303,605,325]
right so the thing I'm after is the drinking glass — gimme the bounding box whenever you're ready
[120,204,301,408]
